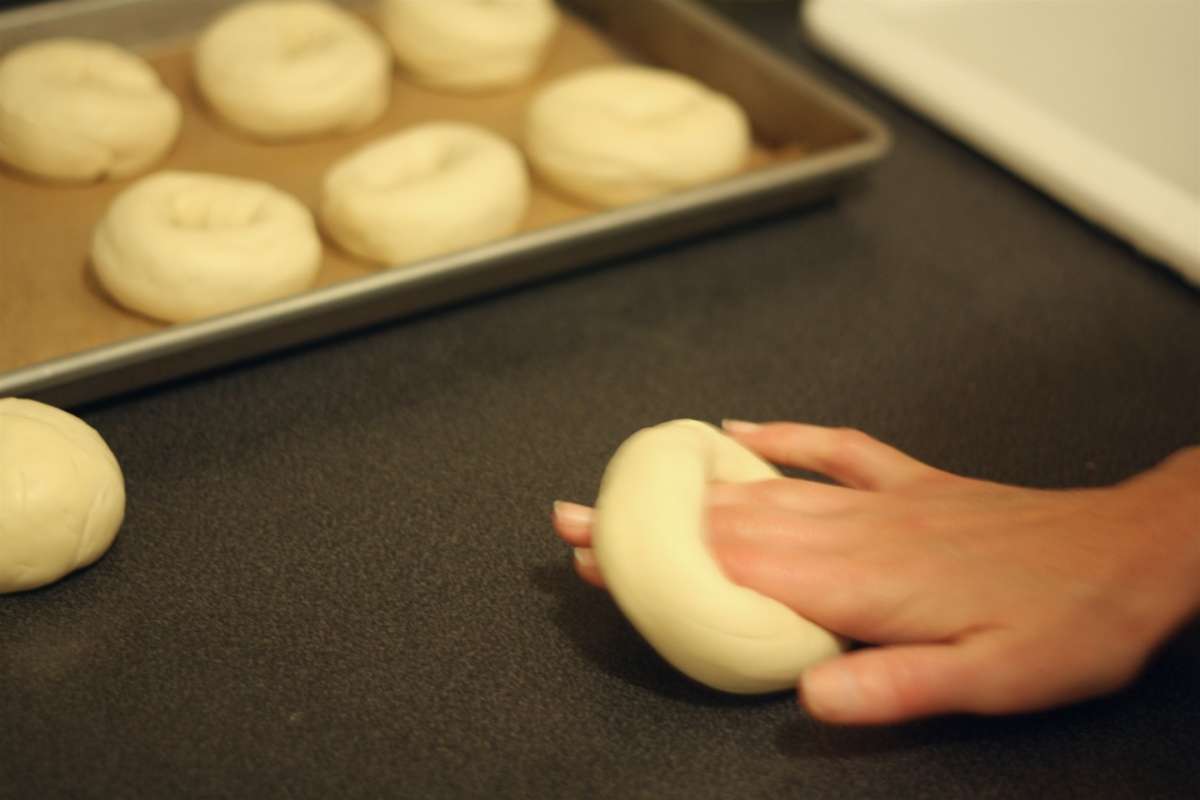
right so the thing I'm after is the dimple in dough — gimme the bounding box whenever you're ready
[381,0,559,92]
[525,65,751,207]
[0,37,181,182]
[92,170,322,323]
[194,0,391,140]
[320,121,530,265]
[593,419,844,694]
[0,398,125,594]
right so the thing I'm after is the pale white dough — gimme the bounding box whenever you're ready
[593,420,844,694]
[381,0,559,91]
[92,171,322,322]
[525,65,751,207]
[0,398,126,594]
[0,38,180,181]
[320,122,530,265]
[195,0,390,140]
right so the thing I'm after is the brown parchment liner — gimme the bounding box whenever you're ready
[0,12,802,375]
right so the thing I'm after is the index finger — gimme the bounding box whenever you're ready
[722,421,936,491]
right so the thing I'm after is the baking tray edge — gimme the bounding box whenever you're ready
[0,0,891,407]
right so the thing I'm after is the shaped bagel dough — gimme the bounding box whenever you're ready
[0,38,180,181]
[593,420,844,694]
[195,0,390,140]
[525,65,751,207]
[0,398,125,594]
[321,122,530,265]
[92,171,322,322]
[381,0,559,91]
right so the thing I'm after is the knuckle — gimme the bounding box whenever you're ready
[808,568,874,628]
[906,465,956,489]
[832,427,872,451]
[821,427,872,473]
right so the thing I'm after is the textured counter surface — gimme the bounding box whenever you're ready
[2,2,1198,798]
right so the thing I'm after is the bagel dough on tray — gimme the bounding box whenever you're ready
[381,0,559,91]
[195,0,391,140]
[320,121,530,265]
[0,38,181,181]
[525,65,750,207]
[92,171,322,323]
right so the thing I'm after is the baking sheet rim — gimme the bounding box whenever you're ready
[0,0,892,405]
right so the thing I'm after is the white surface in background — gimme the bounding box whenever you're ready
[803,0,1200,286]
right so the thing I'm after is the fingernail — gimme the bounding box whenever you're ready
[553,500,592,529]
[721,419,760,434]
[800,662,863,721]
[573,547,596,568]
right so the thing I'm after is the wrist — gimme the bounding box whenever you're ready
[1123,447,1200,615]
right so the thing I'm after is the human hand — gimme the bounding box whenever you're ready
[552,421,1200,725]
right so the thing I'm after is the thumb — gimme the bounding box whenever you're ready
[799,639,1003,725]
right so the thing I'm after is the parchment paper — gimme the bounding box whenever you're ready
[0,12,795,375]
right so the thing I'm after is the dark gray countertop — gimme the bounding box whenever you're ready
[2,2,1198,798]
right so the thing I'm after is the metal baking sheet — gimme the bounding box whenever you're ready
[0,0,890,407]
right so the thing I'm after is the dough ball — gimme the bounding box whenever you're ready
[92,171,322,323]
[195,0,391,140]
[593,420,844,694]
[320,122,530,265]
[381,0,559,92]
[0,38,181,182]
[0,398,125,594]
[525,65,751,207]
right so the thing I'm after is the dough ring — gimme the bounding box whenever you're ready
[525,65,751,207]
[0,38,181,181]
[92,171,322,323]
[320,121,530,265]
[381,0,559,92]
[0,398,125,594]
[195,0,390,140]
[593,419,844,694]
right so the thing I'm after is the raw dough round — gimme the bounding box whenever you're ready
[525,65,751,207]
[0,38,181,181]
[320,122,530,265]
[381,0,559,91]
[593,419,844,694]
[92,170,322,322]
[0,398,125,594]
[194,0,390,140]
